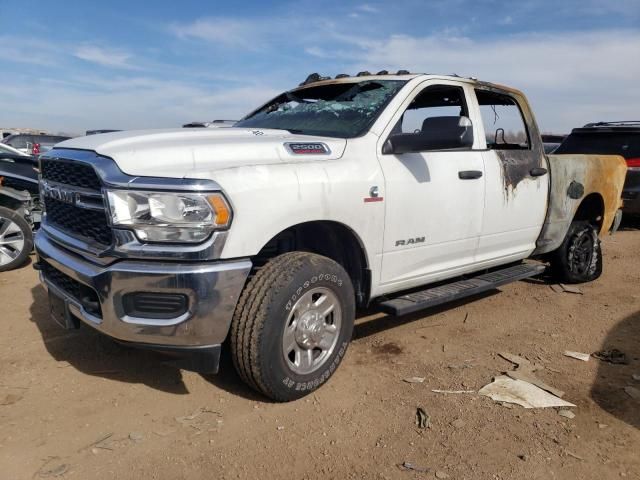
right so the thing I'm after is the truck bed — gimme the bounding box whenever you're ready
[534,154,627,254]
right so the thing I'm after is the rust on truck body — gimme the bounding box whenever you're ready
[534,154,626,255]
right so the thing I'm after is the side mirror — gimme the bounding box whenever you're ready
[383,116,474,154]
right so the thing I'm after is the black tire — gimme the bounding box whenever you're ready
[230,252,355,401]
[0,206,33,273]
[550,220,602,283]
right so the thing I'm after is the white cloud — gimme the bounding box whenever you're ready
[169,18,264,48]
[0,74,279,134]
[74,46,136,69]
[499,15,513,25]
[336,30,640,132]
[356,4,379,13]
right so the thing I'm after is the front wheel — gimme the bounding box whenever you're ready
[550,220,602,283]
[230,252,355,401]
[0,206,33,272]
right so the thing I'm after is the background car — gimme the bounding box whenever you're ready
[541,133,567,154]
[0,143,30,156]
[0,152,40,272]
[85,129,121,135]
[555,121,640,216]
[1,133,71,155]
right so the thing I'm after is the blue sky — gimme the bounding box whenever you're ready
[1,0,639,134]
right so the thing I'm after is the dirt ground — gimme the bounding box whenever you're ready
[1,226,639,480]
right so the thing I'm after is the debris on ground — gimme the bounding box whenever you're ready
[403,377,425,384]
[507,371,565,398]
[431,389,475,394]
[559,284,583,295]
[478,376,575,408]
[416,407,430,429]
[0,393,23,405]
[498,352,540,371]
[632,374,640,381]
[175,407,223,433]
[624,386,640,402]
[558,409,576,419]
[498,352,565,397]
[435,471,450,479]
[550,284,583,295]
[447,362,473,370]
[563,351,590,362]
[565,451,585,461]
[398,461,429,473]
[129,432,144,443]
[35,457,70,478]
[592,349,628,365]
[77,433,114,453]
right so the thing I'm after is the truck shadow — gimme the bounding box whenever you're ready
[352,291,499,340]
[591,310,640,429]
[29,284,190,395]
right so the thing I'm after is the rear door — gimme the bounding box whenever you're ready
[471,88,549,264]
[377,81,485,290]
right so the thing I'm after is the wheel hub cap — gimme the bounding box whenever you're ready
[0,216,25,267]
[282,287,342,375]
[295,311,327,348]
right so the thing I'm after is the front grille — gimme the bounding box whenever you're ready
[41,159,102,190]
[41,158,112,247]
[46,197,113,246]
[42,262,102,317]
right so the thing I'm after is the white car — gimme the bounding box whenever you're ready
[35,72,626,401]
[0,143,29,156]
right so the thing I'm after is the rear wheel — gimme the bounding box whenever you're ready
[550,220,602,283]
[0,206,32,272]
[230,252,355,401]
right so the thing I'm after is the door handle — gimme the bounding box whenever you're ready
[458,170,483,180]
[530,167,548,177]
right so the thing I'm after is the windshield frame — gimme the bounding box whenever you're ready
[236,79,408,139]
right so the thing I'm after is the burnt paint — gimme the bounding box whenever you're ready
[533,154,627,255]
[495,150,540,194]
[476,87,546,196]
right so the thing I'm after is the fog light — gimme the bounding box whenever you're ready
[123,292,188,320]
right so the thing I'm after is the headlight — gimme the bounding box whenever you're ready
[106,190,231,243]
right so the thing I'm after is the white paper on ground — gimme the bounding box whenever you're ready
[478,375,576,409]
[563,351,590,362]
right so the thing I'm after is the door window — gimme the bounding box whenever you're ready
[475,89,529,149]
[396,85,469,135]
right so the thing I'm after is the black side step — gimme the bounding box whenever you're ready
[379,263,546,316]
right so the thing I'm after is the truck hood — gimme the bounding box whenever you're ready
[57,128,347,178]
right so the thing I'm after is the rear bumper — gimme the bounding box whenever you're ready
[35,231,251,369]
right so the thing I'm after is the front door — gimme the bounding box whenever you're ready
[377,82,485,291]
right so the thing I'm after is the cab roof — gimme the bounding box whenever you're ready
[290,72,523,97]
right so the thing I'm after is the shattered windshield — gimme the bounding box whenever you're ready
[235,80,406,138]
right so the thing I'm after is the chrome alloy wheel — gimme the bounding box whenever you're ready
[0,216,25,267]
[282,287,342,375]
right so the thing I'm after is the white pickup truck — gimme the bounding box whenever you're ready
[35,72,626,401]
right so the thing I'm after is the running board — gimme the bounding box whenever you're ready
[378,263,546,316]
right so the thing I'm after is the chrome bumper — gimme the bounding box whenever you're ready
[35,232,251,348]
